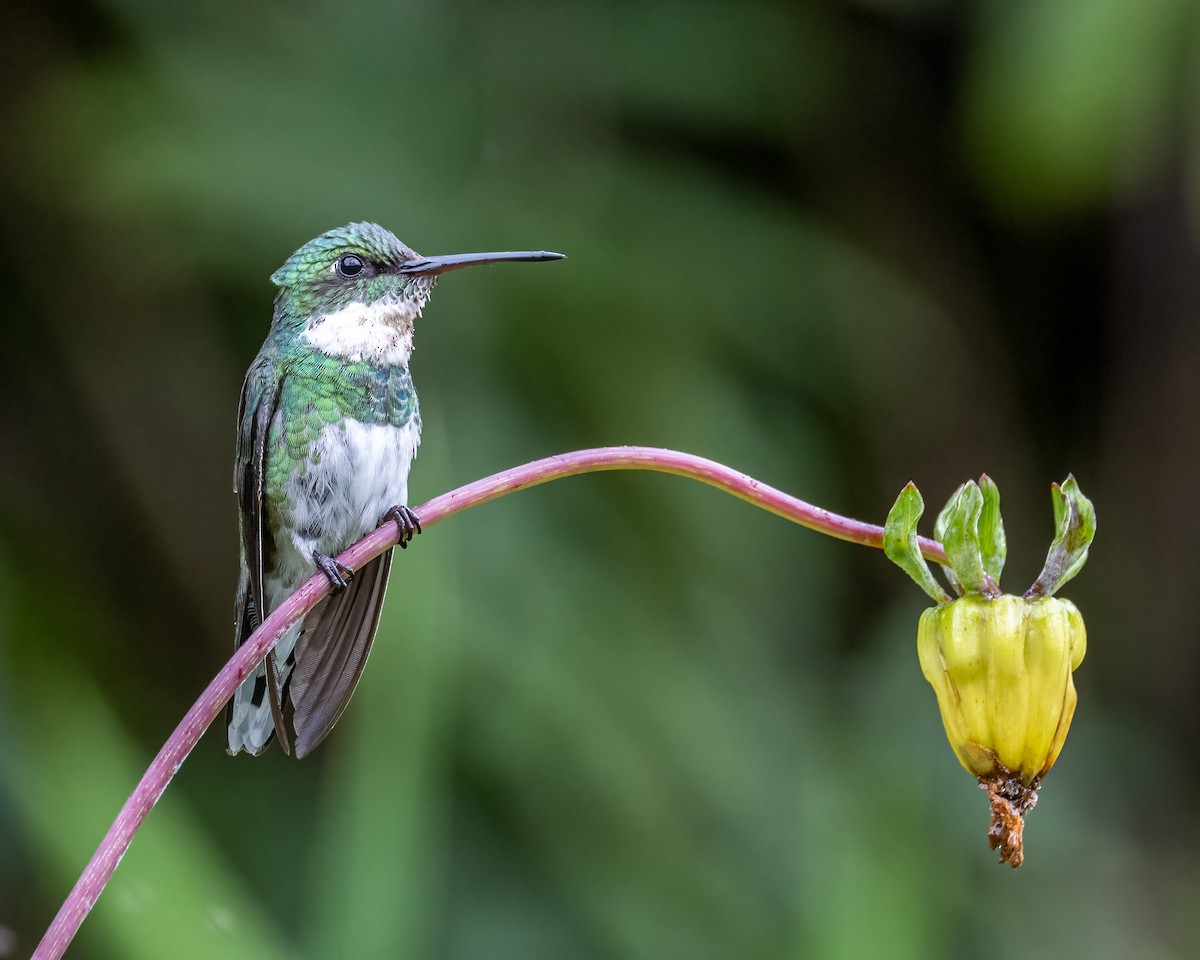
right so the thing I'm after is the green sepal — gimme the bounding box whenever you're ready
[934,481,1001,598]
[933,484,965,596]
[1026,475,1096,598]
[977,474,1007,586]
[884,483,952,604]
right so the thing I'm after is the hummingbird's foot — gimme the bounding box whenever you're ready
[313,552,355,592]
[384,505,422,549]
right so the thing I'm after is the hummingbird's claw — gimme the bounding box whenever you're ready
[313,552,355,591]
[384,505,422,548]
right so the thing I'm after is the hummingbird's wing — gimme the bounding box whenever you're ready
[287,547,394,757]
[234,356,281,627]
[228,356,289,755]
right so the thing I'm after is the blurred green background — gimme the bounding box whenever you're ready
[2,0,1199,957]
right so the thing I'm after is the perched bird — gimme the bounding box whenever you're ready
[228,222,563,757]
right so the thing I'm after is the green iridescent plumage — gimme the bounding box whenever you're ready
[229,222,564,758]
[263,357,419,527]
[270,222,430,324]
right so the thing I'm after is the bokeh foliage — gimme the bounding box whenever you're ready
[2,0,1200,957]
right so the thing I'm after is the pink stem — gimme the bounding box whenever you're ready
[31,445,944,959]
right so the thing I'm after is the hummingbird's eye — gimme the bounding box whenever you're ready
[336,254,365,278]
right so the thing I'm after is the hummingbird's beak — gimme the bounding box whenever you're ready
[397,250,566,277]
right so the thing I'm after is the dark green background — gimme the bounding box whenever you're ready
[2,1,1198,957]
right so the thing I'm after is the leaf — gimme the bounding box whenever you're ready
[1027,474,1097,598]
[934,481,1000,598]
[884,483,951,604]
[933,483,966,596]
[977,473,1007,587]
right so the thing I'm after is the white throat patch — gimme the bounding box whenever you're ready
[302,297,422,366]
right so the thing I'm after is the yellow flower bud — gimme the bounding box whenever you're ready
[917,594,1086,866]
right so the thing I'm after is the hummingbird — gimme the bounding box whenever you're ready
[227,222,564,757]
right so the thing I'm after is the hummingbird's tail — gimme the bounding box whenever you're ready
[288,548,394,757]
[227,566,283,756]
[226,550,394,757]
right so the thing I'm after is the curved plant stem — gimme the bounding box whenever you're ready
[31,445,945,960]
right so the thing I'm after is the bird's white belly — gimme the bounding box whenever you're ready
[277,417,420,586]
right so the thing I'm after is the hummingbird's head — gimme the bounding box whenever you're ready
[270,222,564,341]
[271,222,431,325]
